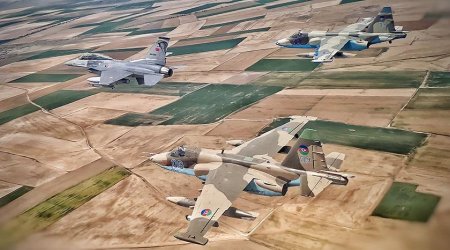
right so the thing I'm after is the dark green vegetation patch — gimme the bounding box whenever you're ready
[98,82,205,96]
[127,27,175,36]
[201,15,265,30]
[105,113,171,127]
[0,167,130,248]
[9,73,82,83]
[299,71,426,88]
[170,38,245,56]
[373,182,440,222]
[180,28,270,43]
[175,2,222,15]
[0,90,96,125]
[196,1,262,18]
[405,88,450,110]
[340,0,364,4]
[246,59,319,72]
[265,0,308,9]
[22,49,87,61]
[151,84,283,125]
[0,186,33,208]
[427,71,450,87]
[260,118,427,154]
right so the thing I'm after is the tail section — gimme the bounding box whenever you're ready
[147,37,170,66]
[366,7,395,33]
[282,129,328,171]
[325,152,345,171]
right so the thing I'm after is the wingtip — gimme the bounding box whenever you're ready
[174,231,208,245]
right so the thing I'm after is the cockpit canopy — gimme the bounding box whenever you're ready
[78,53,113,61]
[289,31,309,45]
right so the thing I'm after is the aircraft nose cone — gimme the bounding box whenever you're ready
[276,38,289,46]
[150,153,169,165]
[64,60,76,66]
[166,196,184,204]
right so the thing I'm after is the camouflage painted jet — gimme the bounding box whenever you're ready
[150,116,352,245]
[65,37,173,88]
[276,7,407,62]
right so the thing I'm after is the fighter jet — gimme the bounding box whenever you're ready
[65,37,173,88]
[275,7,407,62]
[150,116,352,245]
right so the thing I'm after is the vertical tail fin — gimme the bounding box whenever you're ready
[366,7,395,33]
[147,37,170,66]
[282,129,328,171]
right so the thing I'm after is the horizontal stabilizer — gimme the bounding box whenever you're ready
[144,74,164,86]
[300,173,332,197]
[325,152,345,171]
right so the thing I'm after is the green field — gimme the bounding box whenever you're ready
[196,1,262,18]
[105,113,171,127]
[340,0,364,4]
[246,59,319,72]
[0,90,96,125]
[260,118,427,154]
[22,49,87,61]
[200,15,265,29]
[265,0,308,9]
[0,167,129,248]
[0,186,33,208]
[127,27,175,36]
[251,72,310,87]
[98,82,205,96]
[79,17,135,36]
[299,71,426,88]
[170,38,245,56]
[175,2,222,15]
[406,88,450,110]
[9,73,83,83]
[179,28,270,43]
[373,182,440,222]
[427,71,450,87]
[151,84,283,125]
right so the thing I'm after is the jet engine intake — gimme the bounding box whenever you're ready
[254,180,288,196]
[160,66,173,77]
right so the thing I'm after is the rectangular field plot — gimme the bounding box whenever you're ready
[426,71,450,87]
[22,49,86,61]
[9,73,83,83]
[0,186,33,208]
[392,88,450,135]
[0,167,129,249]
[98,82,205,96]
[151,84,282,124]
[246,59,319,72]
[372,182,440,222]
[299,71,426,88]
[0,90,96,125]
[251,72,310,87]
[169,38,245,56]
[105,113,171,127]
[260,118,427,154]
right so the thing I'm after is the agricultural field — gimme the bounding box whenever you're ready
[0,0,449,249]
[151,84,282,125]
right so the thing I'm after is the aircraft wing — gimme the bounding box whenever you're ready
[312,36,349,63]
[174,163,253,245]
[99,69,131,86]
[341,17,374,32]
[230,116,316,158]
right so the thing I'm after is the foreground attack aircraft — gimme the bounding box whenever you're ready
[150,116,352,245]
[65,37,173,88]
[276,7,407,62]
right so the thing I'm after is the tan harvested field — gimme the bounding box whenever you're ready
[53,92,179,115]
[0,0,449,249]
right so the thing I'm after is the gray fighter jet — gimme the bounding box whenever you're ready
[65,37,173,88]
